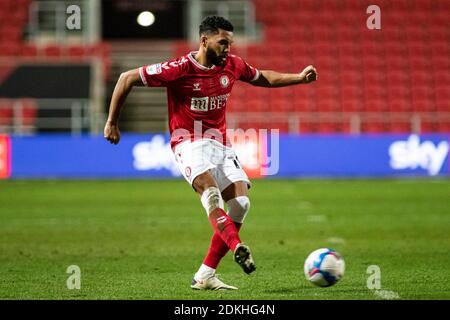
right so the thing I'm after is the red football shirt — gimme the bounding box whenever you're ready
[139,51,260,148]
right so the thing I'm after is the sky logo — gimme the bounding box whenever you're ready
[132,135,181,176]
[389,135,449,176]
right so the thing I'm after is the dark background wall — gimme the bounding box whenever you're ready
[0,65,91,98]
[102,0,185,39]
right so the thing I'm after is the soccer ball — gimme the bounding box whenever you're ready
[304,248,345,287]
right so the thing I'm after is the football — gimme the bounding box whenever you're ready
[304,248,345,287]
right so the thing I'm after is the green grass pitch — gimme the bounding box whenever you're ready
[0,179,449,300]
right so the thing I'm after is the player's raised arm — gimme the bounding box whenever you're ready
[251,65,317,87]
[104,68,144,144]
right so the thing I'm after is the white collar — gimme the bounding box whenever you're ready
[188,51,216,71]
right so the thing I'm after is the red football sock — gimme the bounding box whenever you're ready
[207,208,241,253]
[203,223,242,269]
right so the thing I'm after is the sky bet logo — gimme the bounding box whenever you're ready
[389,135,449,176]
[190,94,230,112]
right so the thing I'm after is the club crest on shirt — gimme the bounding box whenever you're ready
[220,75,229,88]
[146,63,162,75]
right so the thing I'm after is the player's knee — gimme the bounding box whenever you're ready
[227,196,250,224]
[200,186,224,215]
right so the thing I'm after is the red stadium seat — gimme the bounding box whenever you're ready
[411,86,434,103]
[421,122,438,133]
[341,98,363,113]
[0,99,13,126]
[362,122,386,133]
[364,83,387,99]
[17,98,37,126]
[0,26,22,42]
[227,0,450,133]
[318,122,338,133]
[294,99,315,112]
[389,98,413,113]
[269,99,291,112]
[389,122,412,133]
[437,122,450,133]
[21,44,38,57]
[67,45,86,58]
[317,98,342,112]
[412,99,436,113]
[299,121,318,133]
[365,99,389,113]
[0,43,21,56]
[44,45,62,57]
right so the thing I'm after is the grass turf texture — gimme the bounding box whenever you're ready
[0,179,449,300]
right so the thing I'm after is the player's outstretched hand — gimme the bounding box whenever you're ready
[104,121,121,145]
[300,65,318,83]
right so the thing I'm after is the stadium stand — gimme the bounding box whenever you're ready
[0,0,448,134]
[175,0,449,133]
[0,0,110,133]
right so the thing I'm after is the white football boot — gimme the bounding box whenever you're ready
[191,274,238,290]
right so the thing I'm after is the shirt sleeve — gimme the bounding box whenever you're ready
[139,57,186,87]
[239,58,260,83]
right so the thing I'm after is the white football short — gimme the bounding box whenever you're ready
[173,139,251,192]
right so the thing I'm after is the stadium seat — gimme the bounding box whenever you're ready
[411,86,434,103]
[318,98,342,113]
[389,121,412,133]
[365,99,389,113]
[0,99,13,126]
[0,26,22,42]
[362,122,386,133]
[0,43,21,56]
[437,122,450,133]
[246,99,266,113]
[67,45,87,58]
[364,83,387,101]
[229,0,450,133]
[20,44,38,57]
[318,122,339,133]
[412,99,436,113]
[44,45,62,57]
[389,98,413,113]
[17,98,37,126]
[421,122,438,133]
[341,98,363,113]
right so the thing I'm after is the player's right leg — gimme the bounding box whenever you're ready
[193,171,242,257]
[190,171,240,290]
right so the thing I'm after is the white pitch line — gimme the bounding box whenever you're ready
[306,215,327,222]
[326,237,346,244]
[373,290,401,300]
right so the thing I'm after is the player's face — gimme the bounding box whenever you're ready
[205,29,234,67]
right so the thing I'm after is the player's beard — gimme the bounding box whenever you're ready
[206,47,226,67]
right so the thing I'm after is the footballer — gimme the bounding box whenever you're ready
[104,16,317,290]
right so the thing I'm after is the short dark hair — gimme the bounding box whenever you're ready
[199,16,234,36]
